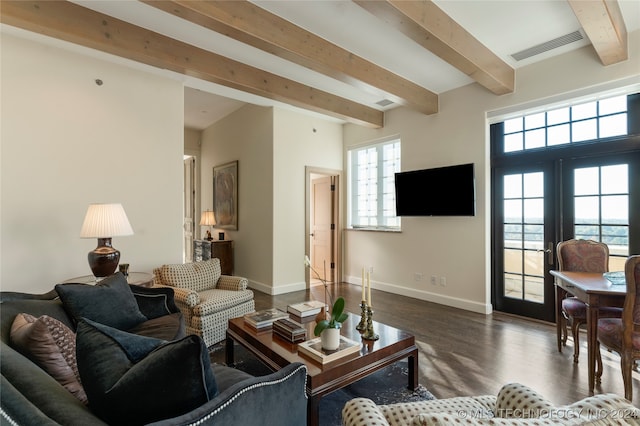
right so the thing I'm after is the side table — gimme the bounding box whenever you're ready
[62,272,154,287]
[194,239,234,275]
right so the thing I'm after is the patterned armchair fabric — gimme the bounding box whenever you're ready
[342,383,640,426]
[153,258,255,347]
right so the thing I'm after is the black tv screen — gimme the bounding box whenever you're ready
[394,163,475,216]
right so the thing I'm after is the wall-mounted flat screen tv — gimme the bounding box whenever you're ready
[394,163,475,216]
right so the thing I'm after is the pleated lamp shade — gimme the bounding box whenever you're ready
[80,203,133,278]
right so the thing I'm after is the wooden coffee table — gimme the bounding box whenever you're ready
[226,312,418,426]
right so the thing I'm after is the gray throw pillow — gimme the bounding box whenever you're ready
[55,272,147,330]
[75,318,218,425]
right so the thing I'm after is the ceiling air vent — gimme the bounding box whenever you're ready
[511,30,584,61]
[376,99,394,107]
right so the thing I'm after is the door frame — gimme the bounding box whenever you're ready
[305,166,342,288]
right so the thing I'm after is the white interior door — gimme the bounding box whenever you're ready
[311,175,334,283]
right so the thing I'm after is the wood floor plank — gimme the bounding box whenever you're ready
[252,282,639,406]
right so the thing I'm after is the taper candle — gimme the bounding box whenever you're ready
[361,267,366,301]
[367,271,372,307]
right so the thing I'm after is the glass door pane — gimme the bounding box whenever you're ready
[493,163,556,322]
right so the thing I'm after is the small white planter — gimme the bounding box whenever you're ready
[320,328,340,350]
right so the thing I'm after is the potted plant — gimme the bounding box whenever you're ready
[314,297,348,350]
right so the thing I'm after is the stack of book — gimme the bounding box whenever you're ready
[297,335,361,364]
[243,308,289,329]
[287,300,325,319]
[272,318,306,343]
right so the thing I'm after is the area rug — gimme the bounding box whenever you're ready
[210,342,435,426]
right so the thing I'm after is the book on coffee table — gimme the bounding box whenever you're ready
[287,300,325,317]
[273,318,306,343]
[244,308,289,329]
[298,335,361,364]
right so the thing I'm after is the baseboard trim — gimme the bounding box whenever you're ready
[345,275,492,315]
[248,280,306,296]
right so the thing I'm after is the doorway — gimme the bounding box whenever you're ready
[306,167,341,288]
[183,156,196,263]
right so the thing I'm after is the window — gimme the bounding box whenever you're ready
[503,94,628,153]
[348,139,400,229]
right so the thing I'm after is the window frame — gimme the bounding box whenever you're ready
[347,137,401,231]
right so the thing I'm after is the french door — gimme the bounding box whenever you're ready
[492,150,639,321]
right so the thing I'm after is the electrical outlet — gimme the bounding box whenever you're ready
[369,266,374,274]
[430,275,437,285]
[440,276,446,286]
[414,272,423,281]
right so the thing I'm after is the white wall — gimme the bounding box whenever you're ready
[200,105,274,288]
[199,106,343,294]
[1,33,185,292]
[343,30,640,314]
[273,108,343,293]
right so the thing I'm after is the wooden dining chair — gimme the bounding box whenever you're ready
[597,255,640,401]
[557,239,622,363]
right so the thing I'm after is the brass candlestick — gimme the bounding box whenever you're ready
[356,301,367,331]
[362,306,379,341]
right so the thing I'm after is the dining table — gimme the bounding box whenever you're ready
[550,270,626,393]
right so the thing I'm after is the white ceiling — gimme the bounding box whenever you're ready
[62,1,640,129]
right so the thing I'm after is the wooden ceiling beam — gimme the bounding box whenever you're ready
[567,0,628,66]
[354,0,514,96]
[1,1,383,128]
[145,0,438,115]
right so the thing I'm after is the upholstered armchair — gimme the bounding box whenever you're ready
[153,258,255,347]
[556,239,621,364]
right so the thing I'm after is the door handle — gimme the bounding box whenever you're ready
[310,233,315,237]
[537,242,554,264]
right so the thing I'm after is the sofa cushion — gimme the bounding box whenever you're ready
[126,312,185,341]
[9,313,87,404]
[192,289,255,316]
[160,258,221,292]
[55,273,147,330]
[75,318,217,425]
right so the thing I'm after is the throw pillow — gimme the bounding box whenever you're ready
[75,318,218,425]
[55,272,147,330]
[9,313,87,404]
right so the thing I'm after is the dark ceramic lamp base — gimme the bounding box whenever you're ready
[88,238,120,278]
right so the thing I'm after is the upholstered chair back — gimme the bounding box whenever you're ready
[158,258,222,292]
[557,239,609,273]
[625,255,640,327]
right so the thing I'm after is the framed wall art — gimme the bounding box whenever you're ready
[213,160,238,230]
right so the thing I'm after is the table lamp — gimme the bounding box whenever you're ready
[80,203,134,278]
[200,210,216,241]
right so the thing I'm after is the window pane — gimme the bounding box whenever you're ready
[572,119,597,142]
[524,128,545,149]
[547,107,570,125]
[504,132,523,152]
[504,225,522,247]
[575,196,599,224]
[601,195,628,224]
[504,200,522,222]
[523,224,543,248]
[524,276,543,303]
[572,101,597,120]
[574,167,598,196]
[524,199,543,224]
[523,172,543,198]
[504,174,522,198]
[504,117,523,133]
[599,95,626,115]
[547,124,570,146]
[599,113,627,138]
[601,164,628,194]
[602,225,628,248]
[504,251,522,274]
[504,273,522,299]
[575,225,599,241]
[525,112,545,130]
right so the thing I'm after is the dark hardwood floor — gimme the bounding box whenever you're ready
[252,282,639,406]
